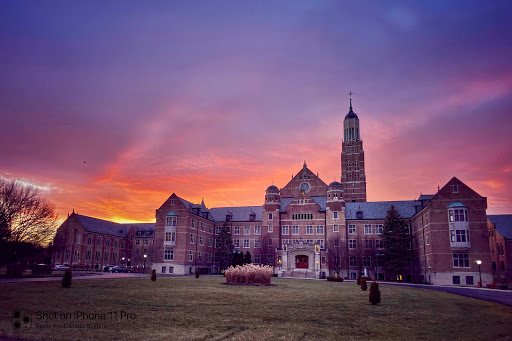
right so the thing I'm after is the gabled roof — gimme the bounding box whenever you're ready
[345,201,419,220]
[209,206,263,222]
[488,215,512,239]
[279,196,327,212]
[75,214,154,238]
[418,194,435,201]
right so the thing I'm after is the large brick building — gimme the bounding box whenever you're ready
[53,100,501,286]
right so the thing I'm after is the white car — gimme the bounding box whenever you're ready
[53,265,70,271]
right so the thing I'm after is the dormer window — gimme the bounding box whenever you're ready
[226,214,232,222]
[356,211,363,219]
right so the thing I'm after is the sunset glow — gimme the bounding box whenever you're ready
[1,1,511,223]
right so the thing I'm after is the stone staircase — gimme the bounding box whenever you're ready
[280,269,318,279]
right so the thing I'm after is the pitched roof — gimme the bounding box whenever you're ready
[418,194,435,201]
[345,201,419,220]
[280,196,327,212]
[488,215,512,239]
[209,206,263,222]
[75,214,154,238]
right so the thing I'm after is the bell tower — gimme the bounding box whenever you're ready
[341,95,367,202]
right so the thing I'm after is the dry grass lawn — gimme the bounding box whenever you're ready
[1,276,512,340]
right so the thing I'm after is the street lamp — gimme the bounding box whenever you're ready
[476,260,482,287]
[122,257,125,266]
[278,259,282,276]
[143,254,147,274]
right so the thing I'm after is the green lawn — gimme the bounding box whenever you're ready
[1,276,511,341]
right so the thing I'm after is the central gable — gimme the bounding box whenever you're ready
[280,162,328,197]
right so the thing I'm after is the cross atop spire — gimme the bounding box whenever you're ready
[347,90,355,110]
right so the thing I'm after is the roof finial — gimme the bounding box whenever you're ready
[72,208,75,214]
[303,160,307,168]
[347,90,355,110]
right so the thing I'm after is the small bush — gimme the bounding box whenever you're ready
[225,264,273,285]
[369,281,381,305]
[361,277,368,291]
[151,269,156,281]
[326,277,344,282]
[195,269,200,278]
[61,270,72,288]
[357,275,361,285]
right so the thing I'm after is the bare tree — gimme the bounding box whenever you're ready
[260,235,275,266]
[0,179,58,247]
[326,234,345,277]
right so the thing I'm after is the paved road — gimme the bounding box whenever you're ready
[0,272,148,283]
[379,281,512,307]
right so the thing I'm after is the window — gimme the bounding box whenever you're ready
[456,230,469,242]
[466,276,474,285]
[198,252,204,262]
[268,225,273,233]
[243,239,250,248]
[199,236,204,246]
[268,239,273,246]
[349,257,357,267]
[171,199,175,205]
[144,239,149,246]
[114,240,118,248]
[162,267,166,274]
[267,255,274,264]
[164,250,174,260]
[122,241,125,249]
[316,225,324,235]
[333,224,339,232]
[292,226,299,235]
[365,239,373,249]
[316,239,324,249]
[375,256,383,267]
[349,239,357,249]
[334,212,338,219]
[268,213,273,220]
[209,225,213,234]
[208,238,213,247]
[254,254,261,264]
[104,252,109,261]
[375,239,383,249]
[254,226,261,235]
[255,239,261,248]
[306,226,313,235]
[74,250,80,260]
[453,276,460,284]
[321,256,326,264]
[244,226,250,235]
[136,240,140,246]
[233,239,240,248]
[404,224,410,234]
[95,251,100,261]
[169,267,174,274]
[282,225,289,235]
[348,225,356,234]
[426,233,430,245]
[85,251,91,261]
[282,239,289,248]
[406,242,411,250]
[189,251,193,262]
[449,209,467,222]
[207,253,212,262]
[334,238,339,247]
[234,226,240,235]
[363,256,371,267]
[200,222,205,232]
[97,237,102,245]
[165,232,176,242]
[191,219,195,229]
[190,234,194,244]
[375,224,383,234]
[453,254,470,268]
[112,253,117,262]
[166,216,177,227]
[452,185,458,193]
[427,254,431,268]
[215,226,220,235]
[364,225,372,234]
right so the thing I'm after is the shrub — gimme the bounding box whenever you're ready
[195,269,200,278]
[225,264,273,285]
[369,281,381,305]
[61,270,72,288]
[361,277,368,291]
[151,269,156,281]
[357,275,361,285]
[326,277,343,282]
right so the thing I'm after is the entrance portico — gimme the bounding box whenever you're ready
[279,240,321,278]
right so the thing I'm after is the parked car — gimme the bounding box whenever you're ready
[103,265,116,272]
[111,266,131,273]
[53,265,70,271]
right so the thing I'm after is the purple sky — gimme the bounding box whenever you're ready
[1,0,511,222]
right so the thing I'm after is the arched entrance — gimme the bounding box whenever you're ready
[295,255,309,268]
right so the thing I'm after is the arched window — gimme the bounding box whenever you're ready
[76,233,82,244]
[97,237,102,245]
[87,236,92,245]
[106,238,110,247]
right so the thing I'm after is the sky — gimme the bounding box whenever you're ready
[1,0,512,223]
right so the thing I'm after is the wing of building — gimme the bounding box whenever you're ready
[52,100,508,287]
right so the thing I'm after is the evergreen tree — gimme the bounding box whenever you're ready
[244,251,252,265]
[151,269,156,281]
[381,205,411,280]
[216,222,233,271]
[61,269,72,288]
[232,250,244,267]
[369,281,381,305]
